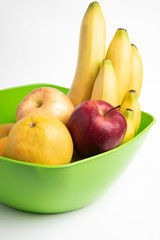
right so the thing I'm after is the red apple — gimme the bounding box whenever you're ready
[67,100,127,157]
[16,87,74,125]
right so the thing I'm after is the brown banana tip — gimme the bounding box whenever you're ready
[126,108,133,112]
[131,43,137,48]
[118,28,127,32]
[129,89,136,93]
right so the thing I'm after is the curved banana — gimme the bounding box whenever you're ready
[120,90,141,134]
[128,44,143,98]
[106,28,132,105]
[91,59,118,106]
[121,108,135,144]
[67,2,106,107]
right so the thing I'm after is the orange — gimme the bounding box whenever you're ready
[6,115,73,165]
[0,123,14,139]
[0,136,8,157]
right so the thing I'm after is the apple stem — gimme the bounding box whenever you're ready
[104,105,121,116]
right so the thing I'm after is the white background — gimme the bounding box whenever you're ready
[0,0,159,239]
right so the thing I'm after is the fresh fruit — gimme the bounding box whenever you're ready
[0,136,8,157]
[16,87,74,125]
[121,109,135,144]
[0,123,14,139]
[67,1,106,107]
[106,28,132,105]
[67,100,127,157]
[120,90,141,134]
[6,115,73,165]
[91,59,118,106]
[128,44,143,98]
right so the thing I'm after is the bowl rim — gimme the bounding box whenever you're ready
[0,83,156,169]
[0,82,66,92]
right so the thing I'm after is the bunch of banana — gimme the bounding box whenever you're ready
[92,28,143,141]
[67,1,106,107]
[67,1,143,144]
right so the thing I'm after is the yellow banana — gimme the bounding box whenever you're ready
[106,28,132,105]
[67,2,106,107]
[120,90,141,134]
[121,108,135,144]
[128,44,143,98]
[91,59,118,106]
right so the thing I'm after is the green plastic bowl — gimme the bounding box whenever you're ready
[0,83,156,213]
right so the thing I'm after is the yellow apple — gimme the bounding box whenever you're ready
[16,87,75,125]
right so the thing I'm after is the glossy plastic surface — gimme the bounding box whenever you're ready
[0,84,156,213]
